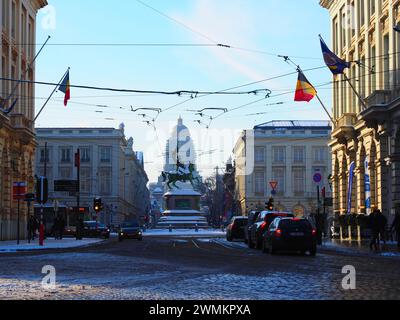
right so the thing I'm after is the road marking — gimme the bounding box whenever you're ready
[212,239,234,250]
[192,240,200,249]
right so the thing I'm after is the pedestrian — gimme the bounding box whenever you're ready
[376,210,387,246]
[27,215,36,242]
[58,215,65,240]
[53,216,59,240]
[369,209,379,251]
[391,209,400,248]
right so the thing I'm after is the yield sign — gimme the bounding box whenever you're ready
[269,181,278,190]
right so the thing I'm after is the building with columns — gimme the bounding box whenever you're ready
[0,0,48,240]
[233,121,332,217]
[320,0,400,227]
[35,126,150,226]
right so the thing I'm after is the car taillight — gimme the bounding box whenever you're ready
[312,229,317,236]
[275,229,282,237]
[260,222,267,229]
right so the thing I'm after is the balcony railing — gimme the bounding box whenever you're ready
[333,113,357,129]
[10,114,34,131]
[365,88,400,107]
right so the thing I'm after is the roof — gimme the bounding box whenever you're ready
[254,120,331,130]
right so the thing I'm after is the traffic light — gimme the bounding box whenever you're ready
[265,197,274,211]
[93,197,102,213]
[35,176,48,205]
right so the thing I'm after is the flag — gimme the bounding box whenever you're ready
[58,71,70,106]
[320,36,350,75]
[294,70,317,102]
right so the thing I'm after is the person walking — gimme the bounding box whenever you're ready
[53,216,59,240]
[27,215,36,242]
[376,210,387,246]
[391,209,400,249]
[369,209,380,251]
[58,215,65,240]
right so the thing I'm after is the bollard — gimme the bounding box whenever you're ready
[195,224,199,232]
[169,224,172,233]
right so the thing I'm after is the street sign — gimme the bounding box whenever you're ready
[13,182,27,201]
[271,190,277,195]
[313,172,322,184]
[54,180,79,192]
[269,181,278,190]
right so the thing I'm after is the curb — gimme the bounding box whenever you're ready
[0,238,109,254]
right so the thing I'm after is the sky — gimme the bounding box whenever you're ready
[34,0,331,182]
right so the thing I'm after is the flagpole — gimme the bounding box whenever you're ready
[296,64,334,123]
[34,67,70,122]
[315,94,334,123]
[342,73,368,110]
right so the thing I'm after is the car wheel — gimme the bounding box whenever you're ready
[310,247,317,256]
[138,237,143,241]
[261,240,269,253]
[256,239,262,250]
[248,238,255,249]
[226,234,233,242]
[270,243,276,255]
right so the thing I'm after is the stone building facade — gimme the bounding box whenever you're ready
[320,0,400,227]
[233,121,332,217]
[35,126,150,226]
[0,0,47,240]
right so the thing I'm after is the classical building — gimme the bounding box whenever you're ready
[0,0,47,240]
[233,121,332,216]
[35,125,150,226]
[320,0,400,227]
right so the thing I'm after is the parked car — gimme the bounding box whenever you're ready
[262,217,317,256]
[82,221,110,239]
[244,211,261,244]
[248,211,294,249]
[226,216,248,241]
[118,222,143,242]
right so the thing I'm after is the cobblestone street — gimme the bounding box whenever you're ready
[0,236,399,300]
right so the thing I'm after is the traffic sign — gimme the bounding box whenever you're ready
[13,182,27,201]
[269,181,278,190]
[313,172,322,184]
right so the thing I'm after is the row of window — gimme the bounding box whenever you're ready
[39,147,112,164]
[254,146,328,164]
[254,168,327,195]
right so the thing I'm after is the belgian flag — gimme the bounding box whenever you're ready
[58,71,70,106]
[294,70,317,103]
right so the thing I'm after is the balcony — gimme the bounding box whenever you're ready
[331,113,357,145]
[360,89,400,127]
[10,114,35,145]
[365,89,400,106]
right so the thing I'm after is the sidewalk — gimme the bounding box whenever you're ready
[319,239,400,258]
[0,238,105,253]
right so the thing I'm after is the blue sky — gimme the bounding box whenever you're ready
[35,0,331,181]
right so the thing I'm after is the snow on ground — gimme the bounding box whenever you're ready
[0,238,104,253]
[143,229,225,237]
[0,252,342,300]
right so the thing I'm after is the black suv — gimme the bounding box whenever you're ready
[262,217,317,256]
[226,216,248,241]
[248,211,294,249]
